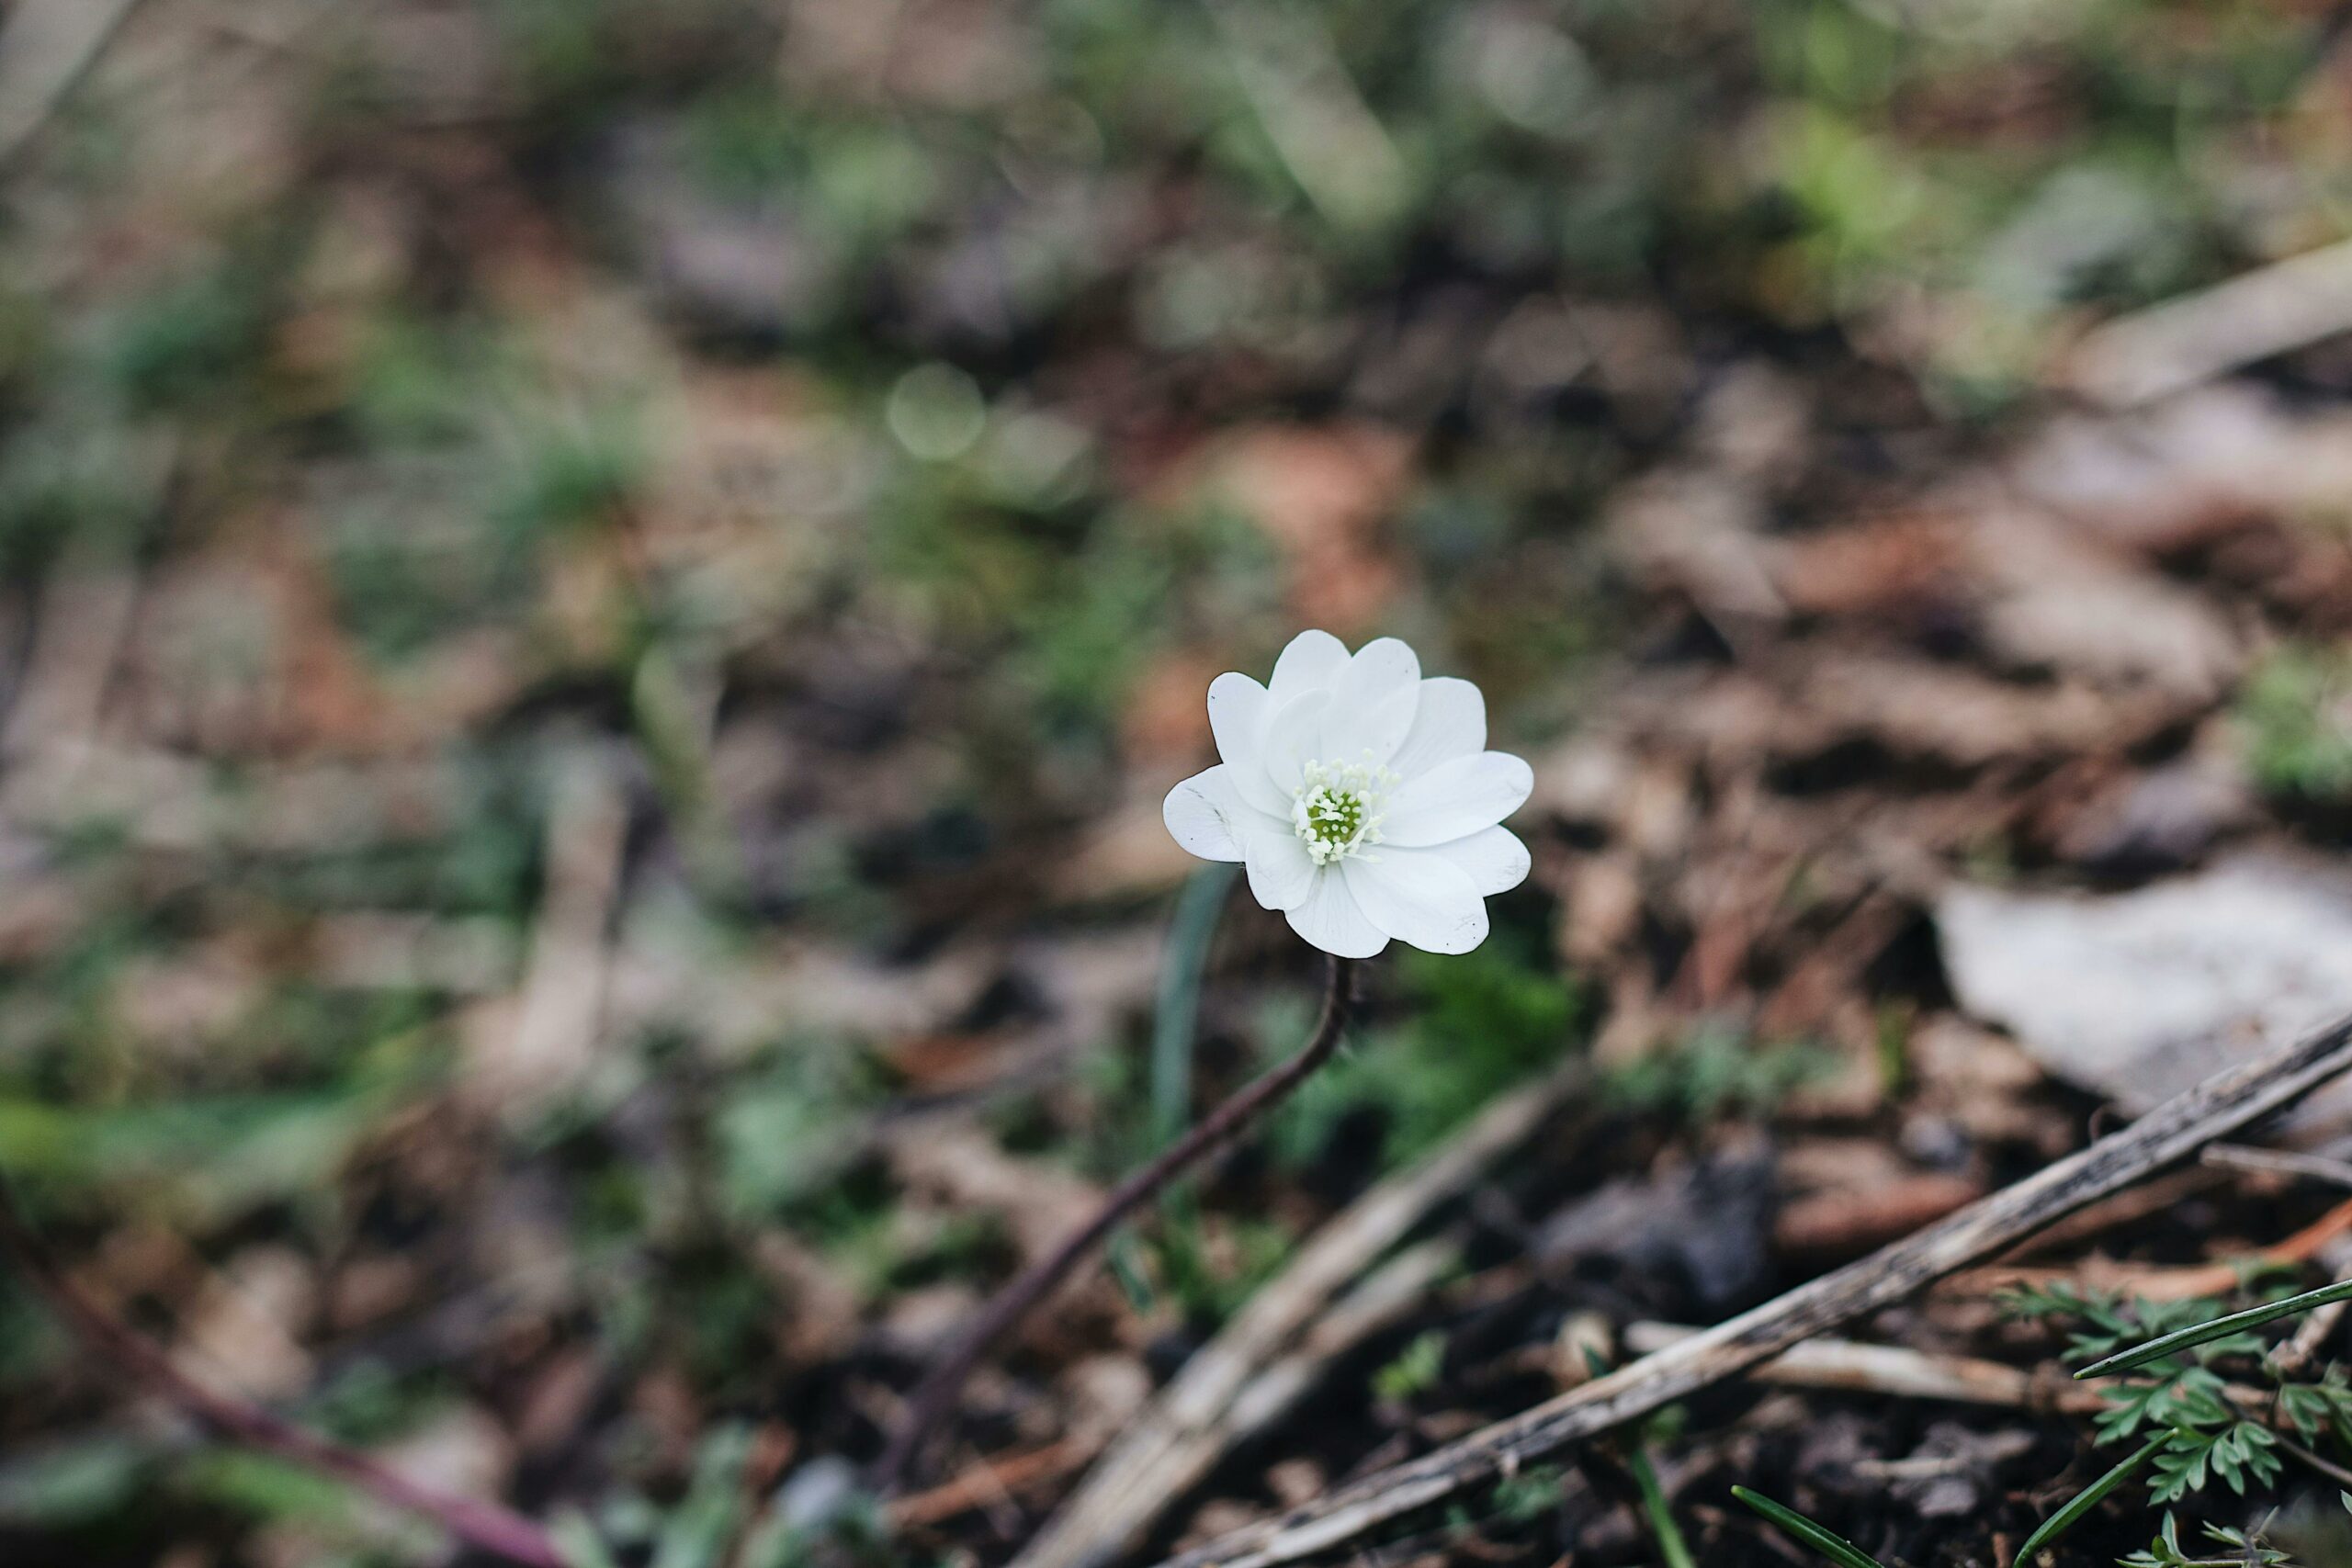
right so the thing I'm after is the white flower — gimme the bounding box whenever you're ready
[1162,629,1534,958]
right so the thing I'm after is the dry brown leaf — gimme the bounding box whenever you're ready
[1206,424,1411,631]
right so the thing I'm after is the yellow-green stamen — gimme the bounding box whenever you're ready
[1292,758,1397,866]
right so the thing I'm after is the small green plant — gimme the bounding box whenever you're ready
[492,413,644,540]
[1273,928,1580,1171]
[1487,1464,1566,1526]
[1372,1330,1448,1402]
[2237,644,2352,802]
[1605,1023,1840,1129]
[101,261,277,413]
[1147,1212,1294,1325]
[2120,1515,2296,1568]
[2001,1280,2352,1560]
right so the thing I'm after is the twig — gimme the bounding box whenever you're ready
[477,748,628,1118]
[1623,1325,2352,1497]
[1620,1323,2113,1415]
[1149,1008,2352,1568]
[1986,1168,2219,1262]
[2271,1430,2352,1491]
[2202,1159,2352,1379]
[0,1181,563,1567]
[888,1437,1099,1529]
[2063,237,2352,407]
[876,955,1357,1491]
[1947,1194,2352,1302]
[0,0,145,165]
[1013,1055,1590,1568]
[2203,1143,2352,1190]
[1624,1316,2352,1503]
[2272,1236,2352,1378]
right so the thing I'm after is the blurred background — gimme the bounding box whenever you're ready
[9,0,2352,1564]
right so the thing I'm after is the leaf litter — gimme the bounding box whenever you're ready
[10,1,2352,1565]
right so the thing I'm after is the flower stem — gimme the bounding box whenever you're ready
[0,1178,566,1568]
[875,953,1357,1491]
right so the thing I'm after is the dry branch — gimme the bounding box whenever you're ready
[1947,1193,2352,1302]
[1150,1009,2352,1568]
[2267,1235,2352,1379]
[0,0,145,164]
[1621,1322,2109,1414]
[2064,238,2352,407]
[890,1438,1100,1529]
[2203,1143,2352,1191]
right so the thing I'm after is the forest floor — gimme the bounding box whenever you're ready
[11,1,2352,1565]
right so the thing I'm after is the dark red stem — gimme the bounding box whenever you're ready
[875,953,1356,1491]
[0,1184,566,1568]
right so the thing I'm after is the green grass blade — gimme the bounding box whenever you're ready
[2015,1435,2166,1562]
[2075,1278,2352,1378]
[1151,863,1238,1150]
[1731,1486,1891,1568]
[1629,1449,1696,1568]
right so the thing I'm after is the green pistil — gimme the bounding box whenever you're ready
[1292,757,1396,866]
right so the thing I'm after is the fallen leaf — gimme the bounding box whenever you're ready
[1939,852,2352,1137]
[1206,425,1411,631]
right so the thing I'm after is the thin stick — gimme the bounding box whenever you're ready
[0,0,146,165]
[2203,1143,2352,1190]
[1620,1323,2113,1415]
[1634,1324,2342,1503]
[876,955,1356,1491]
[1621,1321,2279,1416]
[1151,1008,2352,1568]
[0,1183,563,1568]
[1947,1193,2352,1303]
[2273,1237,2352,1377]
[2062,236,2352,407]
[887,1437,1099,1529]
[2273,1430,2352,1491]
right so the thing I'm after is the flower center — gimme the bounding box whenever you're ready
[1292,758,1397,866]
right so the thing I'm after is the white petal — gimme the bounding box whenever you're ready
[1388,677,1486,779]
[1207,672,1288,815]
[1240,822,1317,911]
[1269,629,1350,708]
[1284,868,1391,959]
[1343,851,1489,954]
[1263,689,1329,795]
[1163,765,1250,861]
[1334,637,1420,712]
[1381,751,1533,847]
[1426,825,1529,896]
[1205,672,1269,770]
[1325,638,1422,762]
